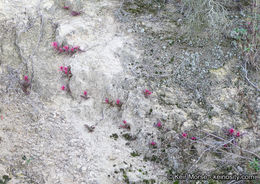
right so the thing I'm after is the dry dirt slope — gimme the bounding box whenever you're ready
[0,0,260,184]
[0,0,165,183]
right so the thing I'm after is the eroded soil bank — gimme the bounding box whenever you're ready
[0,0,259,184]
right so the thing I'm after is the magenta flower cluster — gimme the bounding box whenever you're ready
[119,120,130,130]
[228,128,240,137]
[182,132,197,140]
[150,141,156,147]
[80,90,89,100]
[105,98,122,107]
[60,66,71,75]
[83,91,87,96]
[116,99,121,105]
[223,128,241,148]
[24,75,29,81]
[155,121,162,128]
[105,98,110,104]
[52,42,81,55]
[144,89,152,98]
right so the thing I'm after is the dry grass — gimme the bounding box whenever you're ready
[143,126,259,183]
[179,0,229,39]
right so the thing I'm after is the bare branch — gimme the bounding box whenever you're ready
[242,61,260,92]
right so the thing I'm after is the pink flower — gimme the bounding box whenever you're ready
[150,141,156,146]
[59,48,63,53]
[105,98,109,104]
[144,89,152,94]
[71,48,74,52]
[116,99,121,105]
[236,132,240,137]
[63,6,69,10]
[60,66,63,71]
[191,137,196,140]
[229,128,234,135]
[123,120,127,124]
[182,133,187,138]
[63,45,69,51]
[144,89,152,97]
[74,46,80,50]
[61,86,65,90]
[52,42,58,48]
[156,121,162,128]
[224,144,227,147]
[24,75,29,81]
[64,67,68,71]
[84,91,87,96]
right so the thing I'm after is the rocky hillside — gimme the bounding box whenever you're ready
[0,0,259,183]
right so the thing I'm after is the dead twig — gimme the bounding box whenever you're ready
[80,95,90,100]
[65,83,74,99]
[20,80,31,95]
[241,61,260,92]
